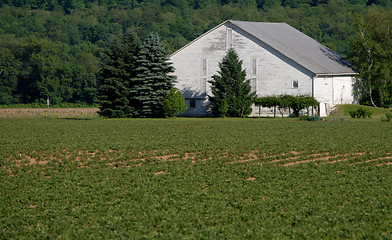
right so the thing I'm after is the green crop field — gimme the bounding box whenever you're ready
[1,117,391,239]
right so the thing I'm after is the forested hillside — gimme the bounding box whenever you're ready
[0,0,391,105]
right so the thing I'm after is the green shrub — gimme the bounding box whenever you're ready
[349,110,357,118]
[299,115,318,121]
[254,95,319,117]
[299,115,312,121]
[163,88,187,117]
[349,107,373,118]
[381,112,392,122]
[365,109,373,118]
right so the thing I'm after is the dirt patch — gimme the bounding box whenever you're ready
[281,152,365,166]
[377,161,392,166]
[185,152,197,160]
[236,150,259,163]
[156,154,180,161]
[354,155,392,165]
[5,149,391,174]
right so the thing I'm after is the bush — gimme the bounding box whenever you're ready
[349,107,373,118]
[348,110,357,118]
[163,88,187,117]
[381,112,392,122]
[299,115,313,121]
[299,115,318,121]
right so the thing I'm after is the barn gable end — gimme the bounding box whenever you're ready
[170,20,356,117]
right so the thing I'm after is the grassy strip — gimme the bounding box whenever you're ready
[0,108,99,118]
[0,103,99,109]
[329,104,392,121]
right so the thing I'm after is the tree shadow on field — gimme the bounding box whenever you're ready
[61,117,95,121]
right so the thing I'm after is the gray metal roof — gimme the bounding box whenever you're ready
[228,20,355,75]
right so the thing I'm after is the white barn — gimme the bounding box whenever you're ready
[170,20,357,117]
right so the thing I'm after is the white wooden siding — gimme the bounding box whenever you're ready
[314,76,354,116]
[170,22,353,117]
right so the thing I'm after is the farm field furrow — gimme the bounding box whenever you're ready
[1,118,391,239]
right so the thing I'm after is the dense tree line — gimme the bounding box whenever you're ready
[0,0,391,106]
[97,32,180,118]
[0,35,99,104]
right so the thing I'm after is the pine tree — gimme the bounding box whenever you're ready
[209,48,256,117]
[130,32,176,117]
[97,33,139,118]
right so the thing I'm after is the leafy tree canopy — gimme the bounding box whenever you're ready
[349,10,392,108]
[254,95,319,117]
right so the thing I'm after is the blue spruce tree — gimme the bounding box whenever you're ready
[130,32,176,117]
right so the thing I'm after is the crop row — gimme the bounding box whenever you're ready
[3,148,391,177]
[1,118,391,239]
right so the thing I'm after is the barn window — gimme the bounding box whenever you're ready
[227,28,233,49]
[251,58,257,76]
[190,100,196,108]
[251,78,257,93]
[292,80,299,89]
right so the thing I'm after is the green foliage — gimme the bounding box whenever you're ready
[97,33,139,118]
[0,0,392,107]
[254,96,280,117]
[97,32,175,118]
[299,115,318,121]
[1,118,392,238]
[0,33,99,105]
[209,48,256,117]
[0,48,20,104]
[381,111,392,122]
[331,104,392,121]
[254,96,280,108]
[349,10,392,108]
[130,32,176,118]
[163,88,187,117]
[292,95,320,116]
[255,95,319,117]
[349,107,373,118]
[348,110,357,118]
[299,115,313,121]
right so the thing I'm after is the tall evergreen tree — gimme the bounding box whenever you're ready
[209,48,256,117]
[97,33,139,118]
[130,32,176,118]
